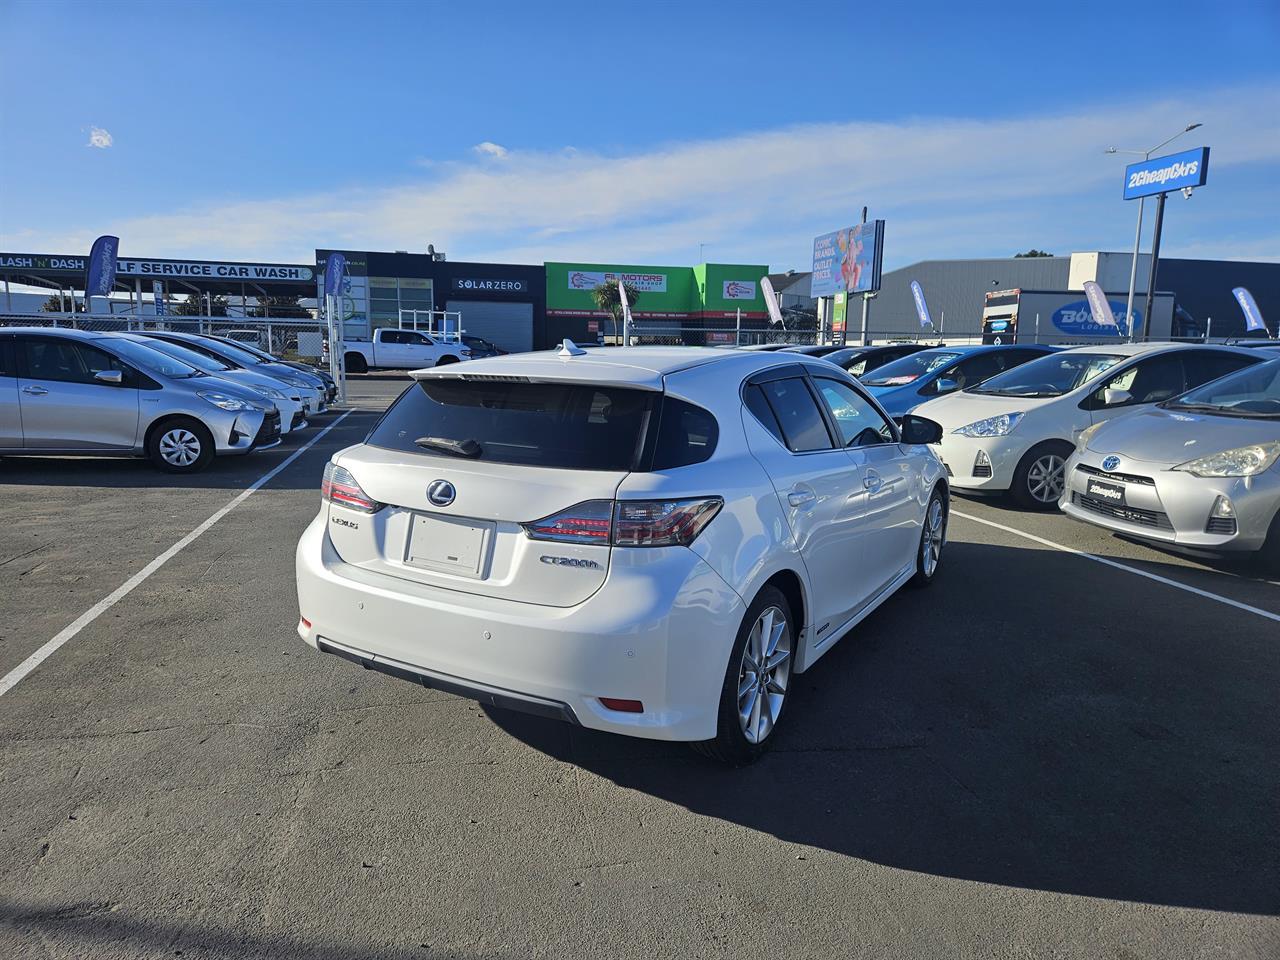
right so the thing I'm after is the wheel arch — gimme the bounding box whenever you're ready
[143,412,210,452]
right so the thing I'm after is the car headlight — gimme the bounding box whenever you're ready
[1172,441,1280,478]
[953,412,1023,438]
[1075,421,1105,453]
[198,391,252,412]
[250,385,287,401]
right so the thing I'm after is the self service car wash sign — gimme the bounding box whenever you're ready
[1123,146,1210,201]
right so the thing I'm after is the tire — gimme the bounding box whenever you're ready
[344,352,368,374]
[147,418,215,473]
[1010,440,1074,510]
[435,355,460,365]
[910,486,948,587]
[691,585,795,766]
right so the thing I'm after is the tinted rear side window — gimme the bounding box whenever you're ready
[759,377,833,452]
[367,378,655,471]
[651,397,718,470]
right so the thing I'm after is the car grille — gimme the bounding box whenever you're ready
[254,410,281,446]
[1076,463,1155,486]
[1205,517,1237,535]
[1072,492,1173,530]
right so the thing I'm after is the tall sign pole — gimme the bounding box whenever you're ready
[1141,192,1167,344]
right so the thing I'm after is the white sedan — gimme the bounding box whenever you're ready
[296,345,949,763]
[911,343,1264,509]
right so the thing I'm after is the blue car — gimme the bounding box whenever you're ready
[860,343,1058,418]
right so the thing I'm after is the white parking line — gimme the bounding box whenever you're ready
[952,509,1280,624]
[0,412,352,698]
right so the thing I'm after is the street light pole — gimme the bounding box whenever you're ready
[1107,122,1201,342]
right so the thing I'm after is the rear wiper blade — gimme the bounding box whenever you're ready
[414,436,483,458]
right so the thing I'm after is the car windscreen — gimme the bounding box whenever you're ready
[861,351,961,386]
[1164,358,1280,418]
[215,337,274,362]
[366,378,657,470]
[105,338,203,379]
[968,352,1125,397]
[195,337,270,368]
[138,337,234,373]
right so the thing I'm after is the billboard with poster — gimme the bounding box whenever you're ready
[810,220,885,297]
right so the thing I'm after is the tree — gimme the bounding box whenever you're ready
[591,280,640,343]
[172,293,229,317]
[41,294,85,313]
[1014,249,1054,258]
[248,295,311,319]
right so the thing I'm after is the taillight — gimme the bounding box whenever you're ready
[522,500,613,543]
[523,498,722,547]
[321,462,383,513]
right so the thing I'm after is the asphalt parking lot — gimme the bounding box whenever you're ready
[1,374,1277,960]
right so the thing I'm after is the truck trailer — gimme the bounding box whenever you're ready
[980,288,1189,344]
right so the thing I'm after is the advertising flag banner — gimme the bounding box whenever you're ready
[323,253,347,299]
[760,277,785,327]
[910,280,933,329]
[1232,287,1268,335]
[617,278,634,334]
[1082,281,1118,328]
[85,235,119,299]
[152,279,166,317]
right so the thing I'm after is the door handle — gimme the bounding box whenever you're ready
[863,473,883,493]
[787,489,816,508]
[21,385,48,396]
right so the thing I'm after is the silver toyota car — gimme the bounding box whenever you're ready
[1062,356,1280,566]
[0,327,280,472]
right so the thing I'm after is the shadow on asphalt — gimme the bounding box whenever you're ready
[0,413,376,490]
[485,538,1279,915]
[0,900,454,960]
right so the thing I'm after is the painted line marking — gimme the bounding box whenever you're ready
[952,509,1280,625]
[0,412,353,698]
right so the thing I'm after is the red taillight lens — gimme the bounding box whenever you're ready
[522,500,613,543]
[613,498,722,547]
[321,462,383,513]
[522,498,722,547]
[598,698,644,713]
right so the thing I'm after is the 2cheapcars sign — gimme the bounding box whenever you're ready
[1123,147,1210,201]
[568,270,668,293]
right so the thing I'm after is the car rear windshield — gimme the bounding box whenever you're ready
[367,378,718,471]
[861,351,961,386]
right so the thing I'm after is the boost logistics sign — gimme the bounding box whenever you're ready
[1122,147,1210,201]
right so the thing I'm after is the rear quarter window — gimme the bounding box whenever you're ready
[650,397,718,469]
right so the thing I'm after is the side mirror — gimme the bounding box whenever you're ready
[94,369,124,385]
[935,377,959,394]
[899,414,943,445]
[1103,388,1133,406]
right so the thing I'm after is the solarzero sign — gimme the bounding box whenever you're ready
[1122,146,1210,201]
[451,278,528,293]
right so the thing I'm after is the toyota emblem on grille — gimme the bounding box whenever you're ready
[1101,455,1121,472]
[427,480,456,507]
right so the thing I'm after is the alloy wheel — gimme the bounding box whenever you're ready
[159,428,201,467]
[737,605,791,744]
[1026,454,1066,504]
[922,498,945,576]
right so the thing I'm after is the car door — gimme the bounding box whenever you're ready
[741,367,868,637]
[1080,351,1187,426]
[0,335,21,447]
[812,375,921,585]
[17,336,141,449]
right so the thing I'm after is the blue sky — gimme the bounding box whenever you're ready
[1,0,1278,271]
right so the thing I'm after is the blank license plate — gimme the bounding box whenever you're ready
[1086,478,1126,505]
[406,513,493,577]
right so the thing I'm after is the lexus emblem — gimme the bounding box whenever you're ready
[1101,455,1121,472]
[427,479,456,507]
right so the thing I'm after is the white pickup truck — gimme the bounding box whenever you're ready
[326,328,471,373]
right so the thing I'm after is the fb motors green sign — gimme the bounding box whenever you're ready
[546,261,767,319]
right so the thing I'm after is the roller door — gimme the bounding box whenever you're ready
[446,300,534,354]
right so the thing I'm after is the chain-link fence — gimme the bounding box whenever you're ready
[0,313,328,362]
[610,324,984,348]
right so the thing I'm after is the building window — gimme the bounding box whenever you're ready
[368,277,434,327]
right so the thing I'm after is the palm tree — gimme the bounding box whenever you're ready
[591,280,640,344]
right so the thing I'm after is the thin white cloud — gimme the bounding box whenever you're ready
[472,141,509,159]
[14,83,1279,270]
[87,126,113,149]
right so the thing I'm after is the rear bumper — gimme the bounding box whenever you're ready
[294,515,746,741]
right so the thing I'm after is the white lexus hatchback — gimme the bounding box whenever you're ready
[296,344,948,763]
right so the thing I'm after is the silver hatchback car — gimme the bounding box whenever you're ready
[1062,357,1280,566]
[0,327,281,472]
